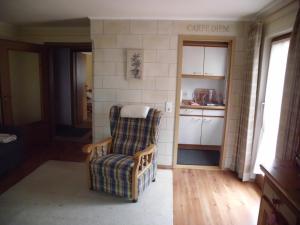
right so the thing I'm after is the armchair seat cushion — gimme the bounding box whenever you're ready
[91,154,134,181]
[90,154,134,198]
[90,153,155,199]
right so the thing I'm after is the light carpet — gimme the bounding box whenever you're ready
[0,160,173,225]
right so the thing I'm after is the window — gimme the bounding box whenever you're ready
[253,35,290,173]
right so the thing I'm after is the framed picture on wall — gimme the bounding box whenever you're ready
[126,49,144,80]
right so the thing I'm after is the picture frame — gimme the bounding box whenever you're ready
[126,49,144,80]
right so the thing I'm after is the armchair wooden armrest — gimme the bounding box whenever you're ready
[83,137,112,190]
[82,137,113,161]
[132,144,155,201]
[133,144,155,176]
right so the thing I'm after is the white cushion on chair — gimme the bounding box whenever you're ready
[120,105,150,118]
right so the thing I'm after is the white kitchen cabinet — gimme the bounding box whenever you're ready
[201,117,224,145]
[180,108,203,115]
[181,46,228,77]
[203,47,228,77]
[179,113,224,146]
[182,46,204,75]
[202,110,225,117]
[179,116,202,144]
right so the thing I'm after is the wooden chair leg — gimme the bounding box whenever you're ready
[132,165,139,202]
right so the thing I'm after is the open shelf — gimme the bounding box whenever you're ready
[181,74,225,80]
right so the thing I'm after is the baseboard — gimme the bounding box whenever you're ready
[158,165,173,170]
[174,164,220,170]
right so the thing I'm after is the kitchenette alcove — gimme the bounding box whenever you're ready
[174,35,235,168]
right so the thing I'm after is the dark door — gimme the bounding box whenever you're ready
[0,39,50,147]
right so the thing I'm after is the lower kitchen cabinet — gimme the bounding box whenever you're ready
[201,117,224,145]
[179,114,224,146]
[179,116,202,144]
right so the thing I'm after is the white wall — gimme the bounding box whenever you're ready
[9,51,42,125]
[18,26,91,44]
[0,22,18,40]
[90,19,249,166]
[263,1,298,37]
[0,22,90,43]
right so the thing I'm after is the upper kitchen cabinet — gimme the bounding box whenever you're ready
[203,47,228,77]
[182,46,204,75]
[181,43,228,78]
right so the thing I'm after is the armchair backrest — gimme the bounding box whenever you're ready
[109,105,162,156]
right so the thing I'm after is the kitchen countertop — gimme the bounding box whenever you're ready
[180,105,226,110]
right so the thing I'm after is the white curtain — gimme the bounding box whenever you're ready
[235,22,262,181]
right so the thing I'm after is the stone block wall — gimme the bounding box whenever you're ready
[90,19,248,167]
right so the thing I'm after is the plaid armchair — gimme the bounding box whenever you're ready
[83,105,162,202]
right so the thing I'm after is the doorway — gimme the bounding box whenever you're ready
[173,35,234,169]
[47,43,92,142]
[73,52,93,128]
[0,40,50,148]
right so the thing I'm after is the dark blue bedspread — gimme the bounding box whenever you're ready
[0,126,24,177]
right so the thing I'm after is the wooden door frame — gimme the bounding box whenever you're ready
[173,35,236,170]
[45,42,92,137]
[0,39,49,127]
[71,48,92,127]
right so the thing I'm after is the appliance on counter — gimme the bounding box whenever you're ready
[191,88,224,106]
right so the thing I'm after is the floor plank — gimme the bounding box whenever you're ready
[173,169,261,225]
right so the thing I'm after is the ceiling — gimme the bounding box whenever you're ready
[0,0,284,25]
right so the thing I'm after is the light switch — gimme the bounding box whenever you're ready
[165,102,172,113]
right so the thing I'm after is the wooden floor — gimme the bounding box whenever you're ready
[173,169,261,225]
[0,142,261,225]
